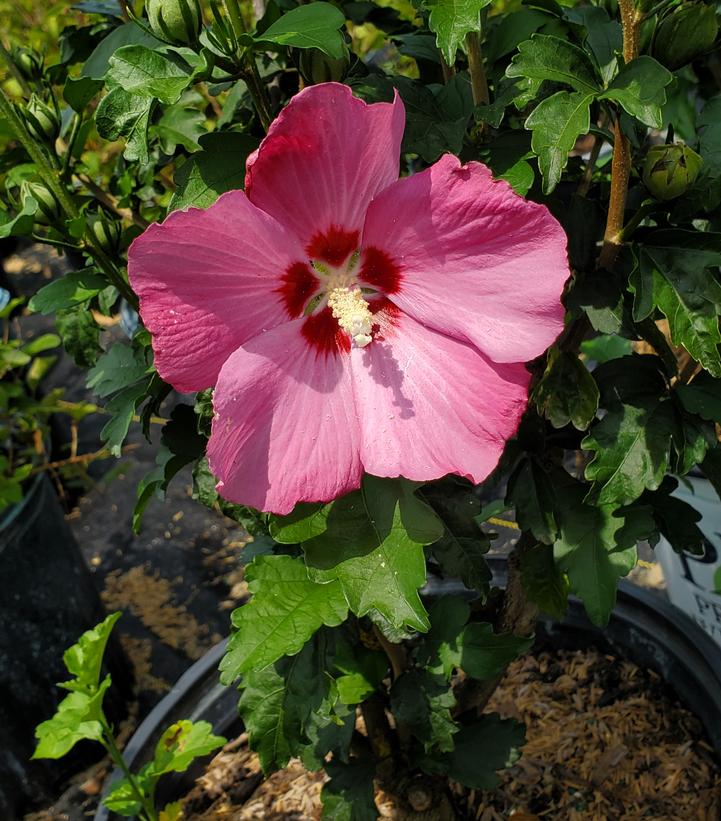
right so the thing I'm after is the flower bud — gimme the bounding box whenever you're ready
[24,94,61,144]
[146,0,203,45]
[297,43,350,85]
[21,181,61,223]
[12,47,43,82]
[88,215,123,254]
[652,2,719,70]
[642,144,703,200]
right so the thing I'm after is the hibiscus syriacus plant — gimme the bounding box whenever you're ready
[5,0,721,815]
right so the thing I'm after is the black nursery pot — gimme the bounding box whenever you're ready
[95,578,721,821]
[0,475,133,818]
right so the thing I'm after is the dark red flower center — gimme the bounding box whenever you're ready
[276,225,403,357]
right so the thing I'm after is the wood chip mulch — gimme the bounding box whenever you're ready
[181,646,721,821]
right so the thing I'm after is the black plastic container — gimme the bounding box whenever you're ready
[95,579,721,821]
[0,475,132,818]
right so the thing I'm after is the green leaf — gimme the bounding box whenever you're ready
[64,76,103,112]
[257,3,346,59]
[170,132,259,210]
[152,720,225,776]
[102,775,145,816]
[274,477,438,635]
[99,382,146,456]
[630,231,721,376]
[553,476,640,625]
[153,105,205,153]
[95,87,153,164]
[506,458,558,545]
[485,8,550,64]
[677,373,721,422]
[533,348,599,430]
[429,619,532,681]
[437,714,525,789]
[33,681,109,758]
[419,597,531,681]
[698,95,721,176]
[219,556,348,681]
[81,21,163,79]
[506,34,601,95]
[390,671,457,753]
[105,45,194,104]
[21,333,61,356]
[29,268,107,314]
[422,478,492,593]
[239,633,341,772]
[418,595,470,677]
[333,640,387,705]
[349,75,468,164]
[671,408,715,475]
[0,196,39,240]
[424,0,492,64]
[457,623,533,679]
[55,306,103,368]
[599,56,673,129]
[563,5,621,85]
[580,334,633,364]
[520,543,570,619]
[397,77,468,163]
[87,343,149,397]
[583,400,675,506]
[593,354,668,407]
[62,611,121,693]
[498,157,535,196]
[525,90,593,194]
[641,478,703,555]
[321,756,378,821]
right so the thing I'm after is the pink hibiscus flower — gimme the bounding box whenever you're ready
[128,82,570,515]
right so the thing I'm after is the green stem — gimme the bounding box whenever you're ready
[619,200,657,241]
[100,720,157,821]
[31,233,83,251]
[242,51,272,131]
[465,31,489,106]
[62,113,82,179]
[0,86,138,309]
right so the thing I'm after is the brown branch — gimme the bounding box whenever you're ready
[598,0,642,270]
[373,624,407,681]
[465,32,489,106]
[29,443,139,476]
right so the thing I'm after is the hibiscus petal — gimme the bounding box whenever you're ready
[351,306,530,484]
[245,83,405,254]
[128,190,306,392]
[207,320,362,514]
[361,155,569,363]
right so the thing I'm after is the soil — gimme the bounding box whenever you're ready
[177,646,721,821]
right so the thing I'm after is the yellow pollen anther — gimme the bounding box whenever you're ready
[327,286,373,348]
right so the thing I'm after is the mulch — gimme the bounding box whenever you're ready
[179,646,721,821]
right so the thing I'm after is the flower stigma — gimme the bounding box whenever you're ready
[327,285,373,347]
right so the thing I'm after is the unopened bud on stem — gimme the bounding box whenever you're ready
[642,143,703,200]
[146,0,203,45]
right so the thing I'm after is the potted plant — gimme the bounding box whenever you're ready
[3,0,721,815]
[0,298,131,816]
